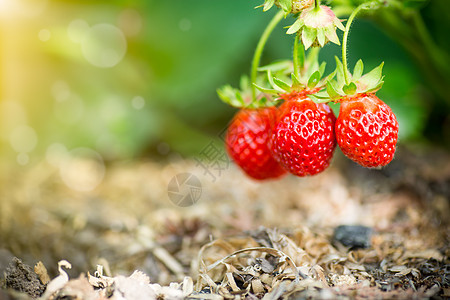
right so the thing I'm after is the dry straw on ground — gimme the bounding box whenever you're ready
[0,147,449,299]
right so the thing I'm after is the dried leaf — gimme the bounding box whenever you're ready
[252,279,265,294]
[402,249,443,261]
[34,261,50,285]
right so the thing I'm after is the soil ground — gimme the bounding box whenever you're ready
[0,145,448,299]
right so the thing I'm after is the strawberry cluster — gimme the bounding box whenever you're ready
[218,1,399,180]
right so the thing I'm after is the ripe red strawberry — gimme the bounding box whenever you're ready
[225,107,287,180]
[335,93,399,168]
[271,95,336,176]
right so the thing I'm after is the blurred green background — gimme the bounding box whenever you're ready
[0,0,449,167]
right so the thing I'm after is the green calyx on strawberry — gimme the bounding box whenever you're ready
[253,48,331,99]
[287,4,345,49]
[309,57,385,103]
[217,75,278,109]
[254,63,325,98]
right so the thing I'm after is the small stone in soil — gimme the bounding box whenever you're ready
[333,225,373,249]
[5,257,46,298]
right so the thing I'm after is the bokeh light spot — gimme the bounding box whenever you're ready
[179,18,192,32]
[131,96,145,110]
[46,143,68,167]
[67,19,90,43]
[0,0,47,18]
[0,101,27,138]
[51,80,71,102]
[81,23,127,68]
[17,153,29,166]
[100,96,126,122]
[9,125,38,153]
[54,94,84,124]
[95,134,120,160]
[59,148,105,192]
[38,29,51,41]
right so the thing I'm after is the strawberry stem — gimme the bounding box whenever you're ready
[314,0,320,9]
[342,3,365,85]
[293,33,303,79]
[251,10,284,101]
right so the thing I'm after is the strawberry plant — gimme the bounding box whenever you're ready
[218,0,403,179]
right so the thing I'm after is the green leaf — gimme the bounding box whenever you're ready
[326,80,341,99]
[319,62,326,77]
[333,17,346,32]
[263,0,275,11]
[316,29,326,47]
[273,77,291,92]
[217,88,227,102]
[291,73,302,87]
[312,91,329,99]
[239,75,250,91]
[307,71,321,89]
[353,59,364,81]
[297,43,306,72]
[253,83,281,95]
[403,0,427,9]
[334,56,345,85]
[278,0,292,14]
[257,97,268,106]
[252,97,267,108]
[217,86,244,107]
[323,68,337,82]
[235,90,245,105]
[217,85,233,101]
[324,26,340,45]
[248,95,281,109]
[287,18,304,35]
[366,80,384,93]
[302,27,317,50]
[258,60,291,72]
[305,47,319,69]
[343,82,357,95]
[358,62,384,90]
[308,91,331,103]
[267,70,285,92]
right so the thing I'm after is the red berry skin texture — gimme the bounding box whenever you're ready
[335,93,399,168]
[271,98,337,176]
[225,107,287,180]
